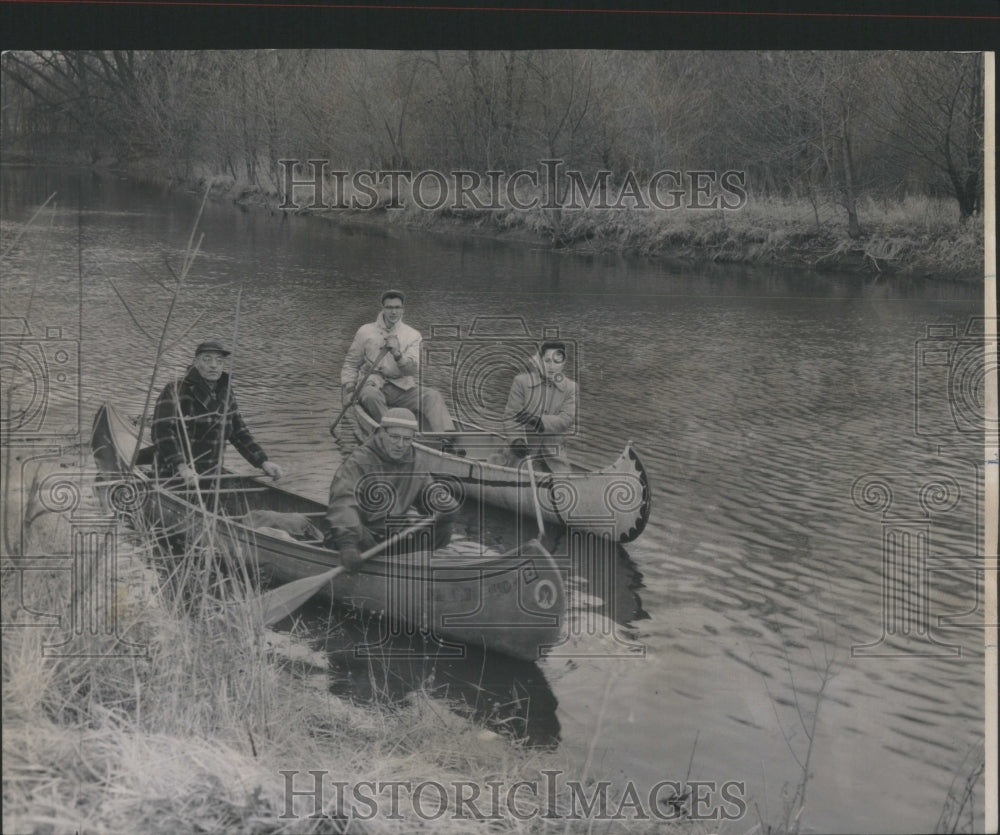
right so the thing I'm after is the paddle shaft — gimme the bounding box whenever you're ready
[259,514,438,626]
[213,286,243,508]
[523,430,546,537]
[330,345,391,435]
[526,452,546,538]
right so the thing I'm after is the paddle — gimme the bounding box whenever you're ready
[258,515,438,626]
[525,443,546,539]
[330,345,391,436]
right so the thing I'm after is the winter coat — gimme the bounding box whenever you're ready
[152,366,268,476]
[341,314,422,392]
[325,432,435,546]
[502,360,577,464]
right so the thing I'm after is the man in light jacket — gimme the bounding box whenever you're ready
[503,341,577,472]
[340,290,456,435]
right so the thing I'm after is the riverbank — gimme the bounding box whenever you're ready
[325,197,984,281]
[1,454,701,835]
[3,464,979,834]
[194,168,984,283]
[12,157,977,283]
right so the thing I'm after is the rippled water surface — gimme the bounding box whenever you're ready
[1,167,987,833]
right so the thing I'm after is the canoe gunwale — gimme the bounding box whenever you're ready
[95,403,552,577]
[92,403,569,663]
[351,403,651,542]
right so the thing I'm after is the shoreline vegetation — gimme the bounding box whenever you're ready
[133,162,984,282]
[4,158,985,282]
[129,165,989,282]
[2,456,697,835]
[3,50,985,282]
[2,461,984,833]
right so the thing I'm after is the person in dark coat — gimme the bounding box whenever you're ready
[324,408,453,572]
[151,339,283,488]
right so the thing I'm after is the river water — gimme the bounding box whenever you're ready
[1,167,987,833]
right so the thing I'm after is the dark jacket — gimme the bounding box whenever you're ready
[152,366,267,476]
[326,432,435,547]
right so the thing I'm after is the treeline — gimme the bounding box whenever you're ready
[1,50,985,226]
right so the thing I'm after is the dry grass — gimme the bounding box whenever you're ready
[130,164,982,279]
[297,173,983,279]
[2,461,695,834]
[4,457,981,834]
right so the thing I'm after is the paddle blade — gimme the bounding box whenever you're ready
[259,565,344,626]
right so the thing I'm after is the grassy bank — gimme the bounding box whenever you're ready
[2,460,702,834]
[2,462,985,833]
[10,156,979,281]
[175,165,984,282]
[383,192,983,281]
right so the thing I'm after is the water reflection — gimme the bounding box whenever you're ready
[312,605,562,748]
[296,505,648,749]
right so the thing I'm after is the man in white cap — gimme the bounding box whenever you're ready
[340,290,457,441]
[152,339,284,488]
[324,407,453,572]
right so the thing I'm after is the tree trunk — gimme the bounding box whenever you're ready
[839,108,862,238]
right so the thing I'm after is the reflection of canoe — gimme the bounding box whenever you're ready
[91,402,567,662]
[352,405,651,543]
[321,607,561,747]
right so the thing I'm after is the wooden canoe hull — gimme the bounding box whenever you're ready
[92,403,566,661]
[352,404,651,543]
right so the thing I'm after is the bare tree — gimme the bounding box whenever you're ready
[877,52,984,221]
[2,48,984,231]
[2,51,143,162]
[722,52,880,236]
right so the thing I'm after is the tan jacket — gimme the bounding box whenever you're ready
[341,314,422,392]
[503,360,577,462]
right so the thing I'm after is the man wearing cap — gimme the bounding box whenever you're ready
[152,339,284,488]
[340,290,456,438]
[502,341,576,472]
[324,407,453,572]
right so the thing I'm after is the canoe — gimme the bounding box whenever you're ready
[351,404,651,543]
[92,403,567,662]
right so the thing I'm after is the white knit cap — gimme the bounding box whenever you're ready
[381,408,418,430]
